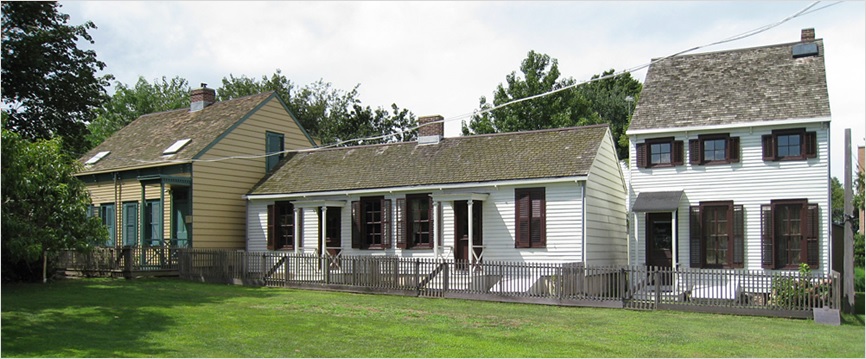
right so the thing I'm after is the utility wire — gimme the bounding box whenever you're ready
[126,0,834,165]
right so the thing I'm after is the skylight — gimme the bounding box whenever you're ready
[85,151,110,165]
[163,138,191,155]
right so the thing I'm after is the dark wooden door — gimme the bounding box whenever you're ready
[646,212,673,268]
[319,207,341,257]
[454,201,482,265]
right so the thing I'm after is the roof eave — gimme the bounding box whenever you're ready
[626,116,831,136]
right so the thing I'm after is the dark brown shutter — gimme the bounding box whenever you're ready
[761,204,774,269]
[437,202,443,247]
[428,198,435,248]
[732,205,744,268]
[351,201,362,249]
[395,198,407,249]
[531,189,546,247]
[689,139,701,165]
[689,206,702,268]
[636,143,647,168]
[728,137,740,163]
[267,204,275,250]
[672,140,684,166]
[382,199,392,249]
[804,131,818,158]
[515,190,530,248]
[762,134,775,161]
[297,208,303,248]
[805,203,819,267]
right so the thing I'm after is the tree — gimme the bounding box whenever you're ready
[217,71,417,146]
[462,51,601,136]
[1,2,112,154]
[575,69,642,159]
[87,76,190,147]
[1,124,106,283]
[832,176,846,225]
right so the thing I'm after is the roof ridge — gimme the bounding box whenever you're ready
[651,38,823,62]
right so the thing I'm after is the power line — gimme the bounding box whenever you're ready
[127,1,835,165]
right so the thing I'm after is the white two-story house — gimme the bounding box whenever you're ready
[627,28,832,273]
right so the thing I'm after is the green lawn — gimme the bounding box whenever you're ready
[2,278,863,358]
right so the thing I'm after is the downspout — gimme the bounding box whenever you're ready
[581,182,587,265]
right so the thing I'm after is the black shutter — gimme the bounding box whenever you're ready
[762,134,775,161]
[515,190,530,248]
[267,204,275,250]
[689,139,701,165]
[382,199,392,249]
[437,202,443,247]
[805,203,819,267]
[672,140,684,166]
[732,205,744,268]
[531,189,546,247]
[351,201,362,249]
[636,143,647,168]
[297,208,303,248]
[395,198,406,249]
[804,131,818,158]
[729,137,740,163]
[761,204,774,269]
[689,206,702,268]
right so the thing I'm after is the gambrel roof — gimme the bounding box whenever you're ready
[78,92,311,174]
[629,39,831,132]
[250,125,609,195]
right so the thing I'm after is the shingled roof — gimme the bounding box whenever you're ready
[78,92,277,173]
[250,125,609,195]
[629,39,830,132]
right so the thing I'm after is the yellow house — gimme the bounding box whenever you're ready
[77,85,315,249]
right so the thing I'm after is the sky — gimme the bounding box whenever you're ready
[60,1,865,180]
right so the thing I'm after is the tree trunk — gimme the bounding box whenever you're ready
[42,249,48,283]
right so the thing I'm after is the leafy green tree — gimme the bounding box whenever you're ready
[320,103,417,146]
[1,1,112,154]
[575,69,642,159]
[832,176,846,225]
[87,76,190,147]
[1,124,106,283]
[462,51,601,136]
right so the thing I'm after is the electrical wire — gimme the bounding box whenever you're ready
[123,1,835,166]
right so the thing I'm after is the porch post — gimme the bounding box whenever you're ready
[293,207,300,254]
[432,201,440,255]
[140,182,146,248]
[633,212,640,266]
[321,206,328,257]
[160,182,165,246]
[468,200,475,263]
[671,210,678,268]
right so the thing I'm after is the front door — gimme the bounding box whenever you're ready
[646,212,673,268]
[318,207,342,257]
[454,201,483,265]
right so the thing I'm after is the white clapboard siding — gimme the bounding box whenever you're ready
[628,122,831,271]
[584,131,629,266]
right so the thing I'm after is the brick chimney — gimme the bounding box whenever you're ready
[190,83,216,112]
[417,115,444,144]
[801,28,815,42]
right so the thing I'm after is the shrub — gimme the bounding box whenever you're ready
[769,263,833,309]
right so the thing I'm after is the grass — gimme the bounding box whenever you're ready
[2,278,864,358]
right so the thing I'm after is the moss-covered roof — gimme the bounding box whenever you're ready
[250,125,609,195]
[78,92,276,174]
[630,39,830,131]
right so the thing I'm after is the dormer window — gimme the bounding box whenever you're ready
[85,151,110,165]
[163,139,191,155]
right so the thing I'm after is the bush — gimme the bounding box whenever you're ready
[770,263,833,308]
[855,266,865,293]
[855,233,864,267]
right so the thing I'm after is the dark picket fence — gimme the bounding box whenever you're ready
[171,249,840,318]
[57,246,182,278]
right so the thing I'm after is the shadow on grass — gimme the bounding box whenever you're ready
[1,278,281,357]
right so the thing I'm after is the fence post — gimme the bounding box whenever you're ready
[414,259,420,292]
[653,269,660,309]
[620,267,627,302]
[443,263,450,293]
[122,247,132,279]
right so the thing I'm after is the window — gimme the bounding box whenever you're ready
[515,188,546,248]
[351,197,391,249]
[122,202,138,246]
[689,134,740,165]
[100,204,116,247]
[636,138,684,168]
[144,200,162,246]
[395,194,434,249]
[689,202,744,268]
[265,131,285,173]
[267,201,299,250]
[762,128,817,161]
[761,199,819,269]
